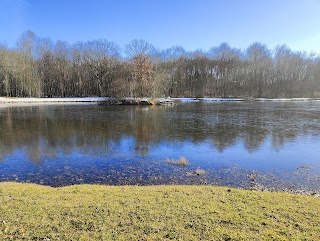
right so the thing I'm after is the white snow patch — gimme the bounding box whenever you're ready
[170,98,200,102]
[255,98,320,102]
[0,97,108,103]
[201,98,245,102]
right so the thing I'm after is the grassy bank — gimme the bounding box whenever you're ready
[1,183,319,240]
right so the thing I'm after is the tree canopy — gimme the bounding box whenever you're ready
[1,30,320,98]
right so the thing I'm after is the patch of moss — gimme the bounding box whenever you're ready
[0,182,319,240]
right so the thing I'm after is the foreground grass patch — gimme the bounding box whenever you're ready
[0,182,319,240]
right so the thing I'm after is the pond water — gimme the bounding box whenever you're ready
[0,102,319,193]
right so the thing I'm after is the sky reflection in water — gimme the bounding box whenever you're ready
[0,102,319,192]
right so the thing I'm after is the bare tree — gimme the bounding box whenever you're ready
[36,37,54,97]
[54,41,71,97]
[125,39,156,58]
[246,42,272,97]
[16,30,42,97]
[125,39,156,97]
[311,57,320,97]
[208,43,242,97]
[78,39,121,96]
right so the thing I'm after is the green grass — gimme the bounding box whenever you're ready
[0,182,319,240]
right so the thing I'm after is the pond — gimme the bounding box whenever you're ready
[0,102,319,193]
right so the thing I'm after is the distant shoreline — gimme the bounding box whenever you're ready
[1,97,320,105]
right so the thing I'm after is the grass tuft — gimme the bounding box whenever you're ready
[165,156,189,166]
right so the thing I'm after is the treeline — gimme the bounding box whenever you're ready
[1,30,320,98]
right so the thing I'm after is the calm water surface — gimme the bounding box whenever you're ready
[0,102,319,192]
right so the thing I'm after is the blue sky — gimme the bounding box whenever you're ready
[1,0,320,53]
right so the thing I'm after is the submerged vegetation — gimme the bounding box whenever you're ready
[186,169,206,176]
[1,30,320,99]
[0,182,319,240]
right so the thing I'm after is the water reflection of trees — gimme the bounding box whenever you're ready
[1,103,320,164]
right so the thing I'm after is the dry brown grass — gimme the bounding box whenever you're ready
[165,156,189,167]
